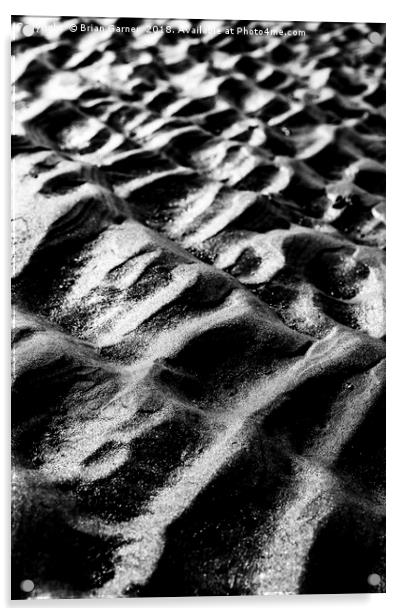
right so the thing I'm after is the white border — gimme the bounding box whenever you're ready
[2,1,400,615]
[1,0,391,22]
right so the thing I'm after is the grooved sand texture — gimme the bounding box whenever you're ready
[11,17,385,598]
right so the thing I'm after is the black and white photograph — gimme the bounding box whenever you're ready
[10,12,386,602]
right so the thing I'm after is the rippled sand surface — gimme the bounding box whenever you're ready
[11,17,385,598]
